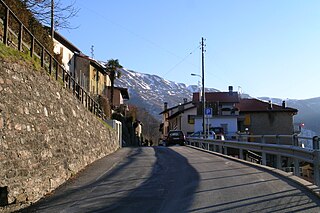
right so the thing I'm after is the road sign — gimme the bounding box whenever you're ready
[205,107,212,118]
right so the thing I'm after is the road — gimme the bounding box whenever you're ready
[21,146,320,213]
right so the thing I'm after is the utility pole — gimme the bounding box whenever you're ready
[201,37,206,138]
[51,0,54,39]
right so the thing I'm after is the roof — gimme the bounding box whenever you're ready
[236,98,298,113]
[193,92,240,103]
[159,101,193,115]
[167,105,197,120]
[75,52,107,75]
[53,30,81,53]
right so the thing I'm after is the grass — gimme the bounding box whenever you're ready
[98,117,113,129]
[0,42,42,71]
[0,40,111,128]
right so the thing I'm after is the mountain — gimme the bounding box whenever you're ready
[115,68,218,120]
[259,97,320,135]
[116,68,320,135]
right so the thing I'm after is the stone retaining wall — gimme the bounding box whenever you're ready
[0,59,119,211]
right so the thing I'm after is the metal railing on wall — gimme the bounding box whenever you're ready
[0,0,106,119]
[187,135,320,187]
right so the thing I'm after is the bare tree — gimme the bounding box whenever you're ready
[21,0,79,30]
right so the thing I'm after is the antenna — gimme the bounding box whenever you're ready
[91,45,94,58]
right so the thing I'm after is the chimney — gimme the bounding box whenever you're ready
[282,101,286,109]
[228,86,233,95]
[268,100,273,110]
[183,98,188,103]
[164,102,168,110]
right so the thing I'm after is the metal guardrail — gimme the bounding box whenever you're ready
[186,135,320,186]
[0,0,106,119]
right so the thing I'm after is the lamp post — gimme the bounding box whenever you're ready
[191,73,206,137]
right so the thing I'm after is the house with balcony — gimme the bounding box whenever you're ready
[192,86,240,138]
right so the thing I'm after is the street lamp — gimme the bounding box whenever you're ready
[191,73,206,137]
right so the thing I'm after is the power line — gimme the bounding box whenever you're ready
[162,45,200,76]
[77,2,186,61]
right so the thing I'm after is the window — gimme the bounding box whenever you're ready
[188,115,195,124]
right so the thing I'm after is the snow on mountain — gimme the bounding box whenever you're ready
[115,68,320,136]
[115,68,218,119]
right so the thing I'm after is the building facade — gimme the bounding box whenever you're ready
[160,87,298,142]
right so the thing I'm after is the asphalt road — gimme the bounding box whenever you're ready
[21,146,320,213]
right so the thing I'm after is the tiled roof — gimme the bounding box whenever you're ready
[193,92,240,103]
[236,98,298,113]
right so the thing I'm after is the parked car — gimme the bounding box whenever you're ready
[189,131,216,140]
[165,130,186,146]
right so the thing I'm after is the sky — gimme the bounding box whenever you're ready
[59,0,320,100]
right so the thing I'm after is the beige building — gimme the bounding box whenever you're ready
[73,54,109,96]
[108,87,129,106]
[159,99,196,138]
[52,31,80,76]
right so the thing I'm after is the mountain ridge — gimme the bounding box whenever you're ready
[115,68,320,135]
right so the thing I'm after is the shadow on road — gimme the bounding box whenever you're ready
[19,147,200,213]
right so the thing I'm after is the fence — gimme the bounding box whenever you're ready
[187,135,320,187]
[0,0,105,119]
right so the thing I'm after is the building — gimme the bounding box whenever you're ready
[108,86,130,106]
[192,86,240,138]
[51,30,130,116]
[52,30,80,75]
[160,86,298,142]
[159,99,196,138]
[73,53,109,96]
[236,98,298,144]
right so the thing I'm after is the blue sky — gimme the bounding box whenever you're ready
[60,0,320,100]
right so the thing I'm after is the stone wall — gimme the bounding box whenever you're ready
[0,58,120,210]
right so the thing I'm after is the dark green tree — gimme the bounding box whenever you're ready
[106,59,123,108]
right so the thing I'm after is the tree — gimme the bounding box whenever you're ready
[21,0,79,32]
[106,59,123,108]
[3,0,54,52]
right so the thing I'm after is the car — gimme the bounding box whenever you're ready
[165,130,186,146]
[189,131,216,140]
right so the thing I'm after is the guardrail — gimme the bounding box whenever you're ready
[186,135,320,186]
[0,0,105,119]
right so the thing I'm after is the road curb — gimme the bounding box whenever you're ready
[186,145,320,199]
